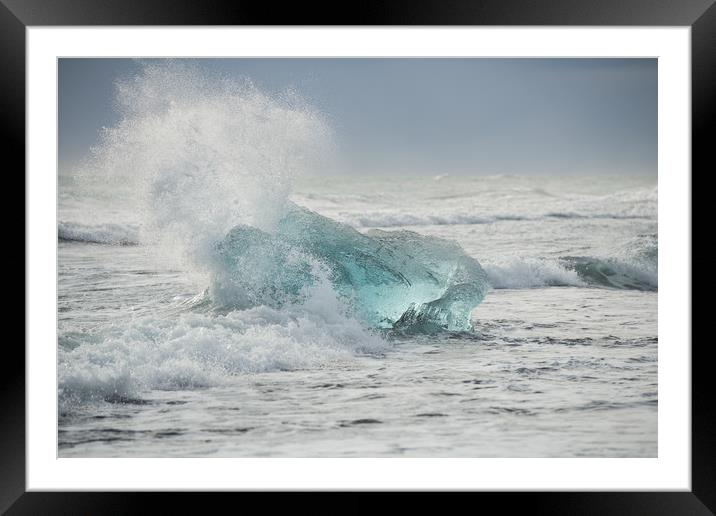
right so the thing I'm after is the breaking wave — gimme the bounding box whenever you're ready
[58,287,388,407]
[484,257,583,289]
[485,235,657,291]
[59,221,140,245]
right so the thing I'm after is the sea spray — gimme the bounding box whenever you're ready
[77,61,331,275]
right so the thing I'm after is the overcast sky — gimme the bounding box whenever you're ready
[59,58,657,176]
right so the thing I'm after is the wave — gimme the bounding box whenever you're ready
[544,212,651,221]
[348,212,528,228]
[58,209,652,243]
[484,257,583,289]
[58,292,389,408]
[346,211,651,228]
[561,260,655,291]
[600,185,658,204]
[485,235,657,291]
[58,221,140,245]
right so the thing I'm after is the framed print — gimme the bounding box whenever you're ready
[6,0,711,513]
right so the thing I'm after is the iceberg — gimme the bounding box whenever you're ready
[210,203,490,332]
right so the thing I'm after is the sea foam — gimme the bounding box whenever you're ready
[58,282,388,408]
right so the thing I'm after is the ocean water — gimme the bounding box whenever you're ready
[58,173,657,458]
[57,64,657,457]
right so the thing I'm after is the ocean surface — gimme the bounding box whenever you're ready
[58,173,657,457]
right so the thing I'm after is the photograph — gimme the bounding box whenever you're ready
[57,57,658,458]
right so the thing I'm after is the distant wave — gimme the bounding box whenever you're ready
[544,212,651,221]
[58,221,140,245]
[349,213,528,227]
[485,235,657,291]
[348,211,650,228]
[601,185,658,204]
[485,257,656,291]
[484,257,584,289]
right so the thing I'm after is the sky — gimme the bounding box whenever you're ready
[58,58,657,176]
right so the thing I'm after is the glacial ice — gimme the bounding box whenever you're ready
[211,203,490,332]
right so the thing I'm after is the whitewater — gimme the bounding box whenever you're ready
[58,64,657,457]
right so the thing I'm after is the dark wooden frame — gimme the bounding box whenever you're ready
[5,0,711,513]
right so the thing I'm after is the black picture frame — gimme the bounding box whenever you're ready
[5,0,711,513]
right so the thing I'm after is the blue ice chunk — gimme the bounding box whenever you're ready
[211,203,490,331]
